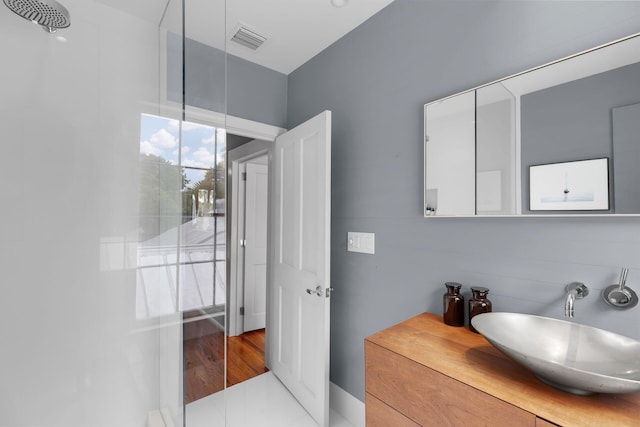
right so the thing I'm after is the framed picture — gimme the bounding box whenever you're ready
[529,158,609,211]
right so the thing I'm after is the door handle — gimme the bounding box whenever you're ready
[306,285,323,297]
[306,285,335,298]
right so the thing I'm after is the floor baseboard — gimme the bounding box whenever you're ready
[330,382,365,427]
[147,408,177,427]
[147,410,166,427]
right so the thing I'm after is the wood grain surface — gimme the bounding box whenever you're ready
[365,312,640,427]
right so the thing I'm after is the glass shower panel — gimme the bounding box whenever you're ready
[180,124,228,408]
[180,0,228,423]
[138,114,184,319]
[154,2,188,426]
[137,115,227,420]
[175,122,226,314]
[0,0,228,424]
[0,0,189,426]
[137,115,225,318]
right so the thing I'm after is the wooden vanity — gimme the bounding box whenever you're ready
[365,312,640,426]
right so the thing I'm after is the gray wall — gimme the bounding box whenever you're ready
[287,0,640,401]
[168,32,288,128]
[521,61,640,213]
[613,102,640,213]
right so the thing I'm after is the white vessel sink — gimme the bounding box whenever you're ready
[471,312,640,395]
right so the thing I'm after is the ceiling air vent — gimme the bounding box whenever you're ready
[230,24,266,51]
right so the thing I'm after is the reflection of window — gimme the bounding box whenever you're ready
[136,114,226,319]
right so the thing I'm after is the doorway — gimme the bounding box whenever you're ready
[180,110,332,427]
[238,157,269,333]
[229,147,270,338]
[227,140,272,389]
[183,135,272,404]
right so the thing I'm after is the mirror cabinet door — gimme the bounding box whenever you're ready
[424,91,475,216]
[424,33,640,217]
[476,83,517,215]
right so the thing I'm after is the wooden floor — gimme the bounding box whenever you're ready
[183,318,268,404]
[226,328,269,388]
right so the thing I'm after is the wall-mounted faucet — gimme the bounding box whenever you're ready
[565,282,589,317]
[602,268,638,310]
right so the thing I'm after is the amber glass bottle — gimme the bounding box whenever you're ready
[443,282,465,326]
[469,286,492,333]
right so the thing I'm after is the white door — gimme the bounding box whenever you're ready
[243,162,268,332]
[269,111,331,427]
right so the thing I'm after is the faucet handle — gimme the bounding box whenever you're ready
[618,267,629,290]
[603,268,638,310]
[566,282,588,298]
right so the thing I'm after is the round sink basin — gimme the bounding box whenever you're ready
[471,312,640,395]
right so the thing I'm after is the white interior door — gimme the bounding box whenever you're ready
[268,111,331,427]
[243,162,268,332]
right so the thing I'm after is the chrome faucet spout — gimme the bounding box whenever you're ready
[565,289,577,317]
[565,282,589,317]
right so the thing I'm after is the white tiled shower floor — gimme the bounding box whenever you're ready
[186,372,355,427]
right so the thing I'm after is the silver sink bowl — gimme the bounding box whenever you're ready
[471,312,640,395]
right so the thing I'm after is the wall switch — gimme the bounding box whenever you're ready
[347,232,375,254]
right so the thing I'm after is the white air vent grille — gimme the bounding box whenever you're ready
[230,25,266,51]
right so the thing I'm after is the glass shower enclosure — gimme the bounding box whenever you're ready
[0,0,227,426]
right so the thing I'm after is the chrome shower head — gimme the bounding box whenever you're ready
[3,0,70,32]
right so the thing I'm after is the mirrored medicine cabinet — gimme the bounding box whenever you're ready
[424,33,640,217]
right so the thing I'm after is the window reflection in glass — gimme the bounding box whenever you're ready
[137,114,226,319]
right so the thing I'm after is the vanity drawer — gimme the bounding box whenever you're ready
[366,392,420,427]
[365,341,536,426]
[536,418,560,427]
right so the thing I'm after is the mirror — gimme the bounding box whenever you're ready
[424,33,640,217]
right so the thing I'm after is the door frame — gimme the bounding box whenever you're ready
[170,103,285,337]
[228,143,271,337]
[241,160,269,333]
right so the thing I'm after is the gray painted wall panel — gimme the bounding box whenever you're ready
[167,32,287,128]
[167,32,226,113]
[287,0,640,401]
[227,54,288,128]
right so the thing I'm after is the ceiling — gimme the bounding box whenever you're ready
[96,0,394,75]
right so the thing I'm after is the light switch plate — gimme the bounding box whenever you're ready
[347,232,375,254]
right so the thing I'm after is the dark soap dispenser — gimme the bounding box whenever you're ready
[469,286,492,333]
[443,282,465,326]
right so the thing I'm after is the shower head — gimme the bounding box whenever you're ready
[3,0,70,32]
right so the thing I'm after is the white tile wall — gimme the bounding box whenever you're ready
[0,1,180,425]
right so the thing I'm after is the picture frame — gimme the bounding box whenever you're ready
[529,158,609,211]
